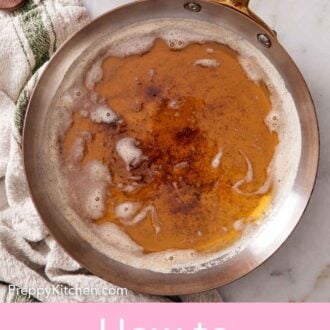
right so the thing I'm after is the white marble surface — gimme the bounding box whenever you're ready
[81,0,329,302]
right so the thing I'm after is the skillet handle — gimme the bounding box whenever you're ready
[210,0,276,37]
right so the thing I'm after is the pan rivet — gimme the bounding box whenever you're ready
[184,2,202,12]
[257,33,272,48]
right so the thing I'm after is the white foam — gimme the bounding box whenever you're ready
[265,110,281,133]
[149,68,156,78]
[193,59,220,68]
[233,219,245,231]
[232,151,254,194]
[211,148,224,169]
[116,203,160,232]
[86,59,103,90]
[65,160,112,220]
[174,161,189,169]
[116,202,140,220]
[168,99,180,110]
[86,186,107,220]
[233,151,275,197]
[83,161,111,220]
[55,107,73,139]
[239,56,265,82]
[80,110,89,118]
[128,175,143,181]
[60,87,85,109]
[89,92,105,104]
[130,204,161,233]
[116,202,161,234]
[86,160,112,182]
[90,104,118,124]
[116,137,145,170]
[80,131,92,141]
[70,137,85,163]
[121,184,136,193]
[69,132,92,164]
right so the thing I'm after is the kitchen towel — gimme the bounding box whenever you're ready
[0,0,222,302]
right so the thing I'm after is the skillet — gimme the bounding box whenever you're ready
[23,0,319,295]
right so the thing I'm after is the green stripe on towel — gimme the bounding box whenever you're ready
[19,4,51,73]
[15,70,39,135]
[43,3,57,53]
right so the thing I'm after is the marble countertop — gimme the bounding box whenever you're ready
[82,0,329,302]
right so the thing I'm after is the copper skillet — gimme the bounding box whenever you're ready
[23,0,319,295]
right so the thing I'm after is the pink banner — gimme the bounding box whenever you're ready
[0,303,328,330]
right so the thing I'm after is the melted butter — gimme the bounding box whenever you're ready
[62,39,278,253]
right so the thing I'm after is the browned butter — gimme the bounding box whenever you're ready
[62,39,278,253]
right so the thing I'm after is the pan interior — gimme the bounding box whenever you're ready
[43,18,301,274]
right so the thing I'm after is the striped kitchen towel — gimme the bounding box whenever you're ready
[0,0,223,303]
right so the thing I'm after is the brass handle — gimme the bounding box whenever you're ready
[213,0,250,15]
[209,0,276,37]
